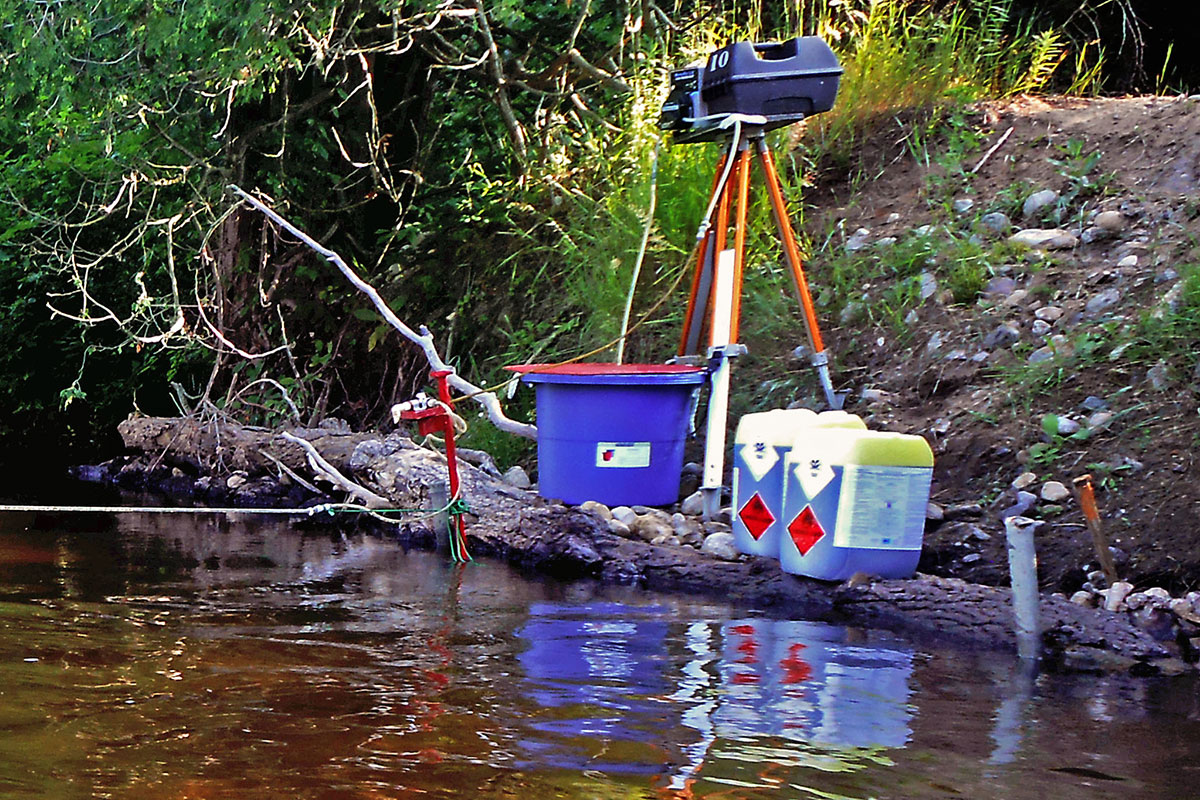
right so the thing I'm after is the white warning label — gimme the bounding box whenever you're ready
[595,442,652,469]
[741,442,779,482]
[832,466,932,550]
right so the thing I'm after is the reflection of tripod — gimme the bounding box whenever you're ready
[675,117,839,518]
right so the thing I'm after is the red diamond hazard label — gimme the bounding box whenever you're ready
[738,493,775,541]
[787,505,826,556]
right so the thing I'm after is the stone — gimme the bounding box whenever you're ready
[1022,189,1059,218]
[1009,228,1078,250]
[1002,289,1030,307]
[919,271,938,300]
[680,491,705,517]
[1171,598,1200,624]
[845,227,872,252]
[1054,416,1081,436]
[1146,360,1170,391]
[226,473,248,490]
[611,506,637,526]
[1034,306,1065,322]
[1118,254,1139,268]
[1049,335,1073,357]
[631,514,673,543]
[886,212,902,224]
[1087,411,1115,430]
[650,532,680,547]
[983,322,1021,349]
[840,302,863,325]
[953,198,975,214]
[1103,580,1134,612]
[700,532,740,561]
[1031,319,1051,336]
[961,553,982,564]
[1027,346,1055,364]
[1012,472,1038,490]
[681,461,703,477]
[1094,210,1126,233]
[980,211,1011,234]
[944,502,983,520]
[1070,590,1097,607]
[502,465,532,489]
[1080,226,1110,244]
[606,519,633,538]
[875,236,898,248]
[925,502,945,522]
[1040,481,1072,503]
[1085,287,1121,315]
[579,500,612,521]
[984,276,1018,298]
[1080,395,1108,411]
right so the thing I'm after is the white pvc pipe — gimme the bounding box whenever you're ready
[1005,516,1041,662]
[701,249,737,520]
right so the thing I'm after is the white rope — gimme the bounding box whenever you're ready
[0,502,367,517]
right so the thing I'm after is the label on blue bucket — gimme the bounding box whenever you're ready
[595,442,651,468]
[832,466,931,550]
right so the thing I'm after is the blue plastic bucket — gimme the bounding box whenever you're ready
[511,363,707,506]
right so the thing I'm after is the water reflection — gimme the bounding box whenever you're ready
[519,605,913,792]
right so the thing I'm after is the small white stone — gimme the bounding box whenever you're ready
[680,491,705,517]
[1009,228,1078,250]
[700,531,740,561]
[1070,590,1097,607]
[611,506,637,526]
[1118,254,1138,268]
[606,518,632,538]
[1040,481,1072,503]
[1023,189,1059,217]
[1034,306,1065,322]
[579,500,612,521]
[1012,472,1038,491]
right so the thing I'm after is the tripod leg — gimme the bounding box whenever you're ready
[700,148,751,519]
[756,139,841,409]
[678,155,727,357]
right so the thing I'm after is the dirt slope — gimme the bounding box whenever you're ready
[808,95,1200,594]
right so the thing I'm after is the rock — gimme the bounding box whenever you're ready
[1132,607,1177,641]
[226,473,248,490]
[984,276,1018,298]
[944,502,983,520]
[1009,228,1078,250]
[611,506,637,526]
[952,198,975,215]
[318,417,352,434]
[1034,306,1065,322]
[1143,587,1172,606]
[1171,598,1200,625]
[1146,360,1170,391]
[1070,590,1097,607]
[579,500,612,521]
[1022,189,1059,218]
[1012,472,1038,491]
[845,227,872,252]
[1027,346,1055,364]
[680,491,705,517]
[1049,335,1073,357]
[919,271,938,300]
[1087,411,1115,430]
[1080,226,1111,244]
[631,514,673,543]
[886,212,902,224]
[1040,481,1072,503]
[1118,254,1139,268]
[681,461,703,477]
[1085,287,1121,314]
[980,211,1011,234]
[860,387,894,405]
[925,502,945,522]
[1055,416,1081,436]
[875,236,898,248]
[961,553,982,564]
[650,532,681,547]
[983,322,1021,349]
[841,301,866,325]
[1094,210,1126,233]
[1104,580,1134,612]
[702,520,732,537]
[502,466,532,489]
[1031,319,1051,336]
[1080,395,1108,411]
[606,518,633,538]
[700,532,740,561]
[1002,289,1030,308]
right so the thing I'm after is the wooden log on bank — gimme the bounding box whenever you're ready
[106,414,1179,674]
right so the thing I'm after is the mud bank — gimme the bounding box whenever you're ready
[79,414,1186,675]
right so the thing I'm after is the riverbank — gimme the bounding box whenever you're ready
[74,413,1191,675]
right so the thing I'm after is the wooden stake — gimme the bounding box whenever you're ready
[1073,474,1119,586]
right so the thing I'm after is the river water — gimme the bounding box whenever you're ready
[1,489,1198,799]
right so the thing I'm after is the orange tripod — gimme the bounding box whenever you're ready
[676,117,839,518]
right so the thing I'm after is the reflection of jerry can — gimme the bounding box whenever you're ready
[780,429,933,580]
[732,410,866,557]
